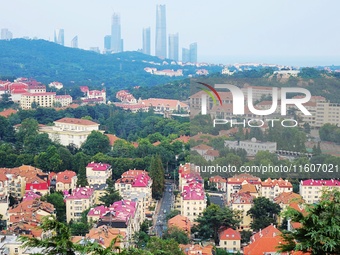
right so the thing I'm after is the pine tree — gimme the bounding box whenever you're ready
[149,155,165,199]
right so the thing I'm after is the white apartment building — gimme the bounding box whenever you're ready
[226,174,261,203]
[39,117,101,148]
[260,178,293,200]
[55,95,72,107]
[180,183,206,222]
[86,162,112,185]
[299,179,340,204]
[115,170,152,221]
[224,138,277,156]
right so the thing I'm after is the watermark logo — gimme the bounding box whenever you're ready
[198,83,312,116]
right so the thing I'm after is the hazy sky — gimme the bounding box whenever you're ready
[1,0,340,66]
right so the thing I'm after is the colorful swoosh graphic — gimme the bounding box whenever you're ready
[197,82,223,106]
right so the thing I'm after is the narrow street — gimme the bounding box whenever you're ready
[154,182,174,237]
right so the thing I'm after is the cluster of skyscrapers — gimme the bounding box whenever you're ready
[105,5,197,62]
[3,4,197,62]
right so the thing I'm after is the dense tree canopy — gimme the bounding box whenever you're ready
[279,189,340,255]
[247,197,281,231]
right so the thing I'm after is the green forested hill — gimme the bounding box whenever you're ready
[0,39,187,88]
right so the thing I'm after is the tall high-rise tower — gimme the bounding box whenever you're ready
[111,13,123,53]
[190,42,197,63]
[71,36,78,48]
[54,29,64,46]
[155,5,166,58]
[142,27,151,55]
[168,33,179,61]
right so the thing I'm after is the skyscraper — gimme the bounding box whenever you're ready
[155,4,166,58]
[142,27,151,55]
[1,28,13,40]
[189,42,198,63]
[71,36,78,48]
[104,35,111,51]
[182,48,190,63]
[182,43,198,63]
[54,29,64,46]
[168,33,179,61]
[111,13,123,53]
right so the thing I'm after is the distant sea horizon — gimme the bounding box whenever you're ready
[200,55,340,68]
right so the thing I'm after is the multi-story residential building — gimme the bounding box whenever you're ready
[224,138,277,157]
[0,165,49,199]
[27,85,46,93]
[208,176,227,192]
[260,178,293,200]
[55,95,72,107]
[49,170,77,192]
[0,174,8,221]
[115,170,152,221]
[274,192,304,225]
[85,226,126,250]
[115,90,137,104]
[226,174,261,203]
[87,89,106,102]
[65,187,94,222]
[139,98,189,113]
[229,192,254,230]
[39,117,101,148]
[1,28,13,40]
[299,179,340,204]
[314,101,340,127]
[20,92,56,109]
[177,163,207,221]
[89,200,141,243]
[241,85,280,101]
[180,185,206,222]
[86,162,112,185]
[190,90,233,113]
[92,183,108,205]
[218,228,241,253]
[8,199,55,226]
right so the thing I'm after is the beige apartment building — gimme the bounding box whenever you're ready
[229,192,254,230]
[314,101,340,127]
[55,95,72,107]
[299,179,340,204]
[65,187,94,222]
[20,92,56,109]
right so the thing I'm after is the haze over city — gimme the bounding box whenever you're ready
[1,0,340,66]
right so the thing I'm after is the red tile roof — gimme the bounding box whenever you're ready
[244,225,285,255]
[54,117,99,126]
[0,108,17,118]
[219,228,241,240]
